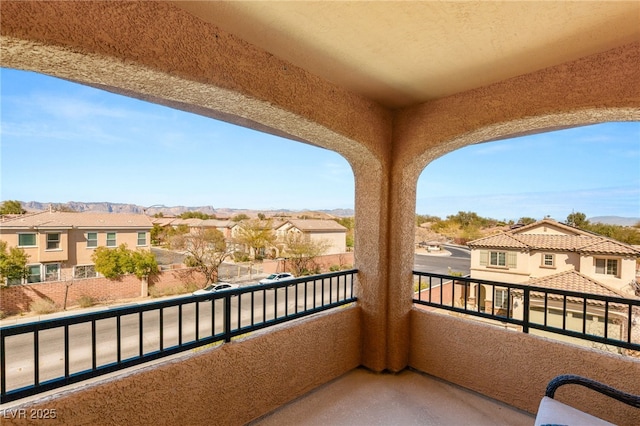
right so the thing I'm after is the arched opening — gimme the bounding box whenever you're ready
[1,67,357,300]
[413,121,639,349]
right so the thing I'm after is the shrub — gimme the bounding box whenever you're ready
[414,278,429,292]
[77,295,95,308]
[233,252,251,262]
[149,282,199,298]
[0,310,7,320]
[30,298,58,314]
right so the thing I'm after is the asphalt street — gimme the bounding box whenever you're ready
[413,244,470,276]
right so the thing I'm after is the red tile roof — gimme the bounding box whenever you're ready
[0,211,152,229]
[468,219,640,257]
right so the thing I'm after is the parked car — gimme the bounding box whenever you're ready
[192,282,239,295]
[259,273,295,285]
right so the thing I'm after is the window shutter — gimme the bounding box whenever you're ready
[479,250,488,266]
[507,252,517,268]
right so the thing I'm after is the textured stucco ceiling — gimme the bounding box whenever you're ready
[172,1,640,108]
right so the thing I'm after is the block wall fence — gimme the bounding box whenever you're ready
[0,252,354,315]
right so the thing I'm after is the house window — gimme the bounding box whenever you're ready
[542,254,555,267]
[75,265,97,279]
[595,258,618,276]
[27,264,42,283]
[86,232,98,248]
[490,251,506,267]
[106,232,116,247]
[495,288,508,309]
[44,264,60,281]
[18,233,37,247]
[137,232,147,246]
[480,250,517,268]
[46,233,61,250]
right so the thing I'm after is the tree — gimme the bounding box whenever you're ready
[517,217,536,225]
[0,200,26,215]
[335,217,355,249]
[170,227,232,284]
[180,211,215,219]
[234,218,276,260]
[151,223,189,247]
[0,241,29,285]
[231,213,250,222]
[92,244,158,279]
[567,211,588,228]
[416,214,440,226]
[282,232,330,276]
[130,250,160,279]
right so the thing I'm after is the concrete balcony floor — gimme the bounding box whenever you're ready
[251,368,535,425]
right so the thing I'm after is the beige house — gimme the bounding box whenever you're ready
[0,211,153,284]
[275,219,347,256]
[468,219,640,297]
[465,220,639,352]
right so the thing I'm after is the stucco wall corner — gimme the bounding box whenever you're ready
[409,307,640,425]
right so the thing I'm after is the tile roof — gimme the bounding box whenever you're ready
[467,233,529,249]
[527,269,627,298]
[468,219,640,257]
[523,269,637,310]
[510,218,592,236]
[0,211,152,229]
[283,219,347,232]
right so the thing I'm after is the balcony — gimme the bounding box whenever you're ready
[2,272,638,425]
[2,3,639,425]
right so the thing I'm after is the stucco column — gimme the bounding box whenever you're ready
[385,165,422,371]
[351,160,391,371]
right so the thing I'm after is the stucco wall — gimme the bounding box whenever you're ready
[409,308,640,425]
[1,306,361,425]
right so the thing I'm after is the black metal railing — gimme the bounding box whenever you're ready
[413,271,640,352]
[0,269,357,404]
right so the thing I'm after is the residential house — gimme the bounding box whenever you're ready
[274,219,347,256]
[0,211,153,284]
[466,219,640,342]
[468,219,639,295]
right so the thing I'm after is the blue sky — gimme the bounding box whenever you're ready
[1,68,639,221]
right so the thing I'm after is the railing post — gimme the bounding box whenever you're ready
[1,330,6,397]
[523,287,530,334]
[224,294,232,343]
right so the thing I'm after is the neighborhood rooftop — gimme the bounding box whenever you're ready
[468,219,640,256]
[0,211,153,229]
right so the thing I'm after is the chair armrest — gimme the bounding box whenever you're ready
[545,375,640,409]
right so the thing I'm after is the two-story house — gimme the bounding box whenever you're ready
[466,219,640,343]
[0,210,153,284]
[274,219,348,256]
[468,219,639,296]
